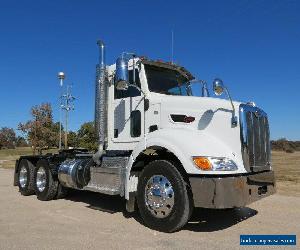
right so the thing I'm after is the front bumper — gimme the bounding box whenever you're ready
[189,170,276,208]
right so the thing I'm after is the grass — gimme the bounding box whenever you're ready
[272,151,300,183]
[0,147,58,168]
[271,150,300,196]
[0,148,299,196]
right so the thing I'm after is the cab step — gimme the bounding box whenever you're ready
[84,156,129,195]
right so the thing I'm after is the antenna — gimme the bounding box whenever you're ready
[171,30,174,64]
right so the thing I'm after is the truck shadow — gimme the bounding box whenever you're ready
[65,190,257,232]
[183,207,257,232]
[66,190,126,214]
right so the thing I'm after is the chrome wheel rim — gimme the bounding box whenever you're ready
[19,166,27,188]
[144,175,175,218]
[36,167,47,192]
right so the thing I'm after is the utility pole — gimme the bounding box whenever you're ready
[57,72,65,150]
[61,84,75,149]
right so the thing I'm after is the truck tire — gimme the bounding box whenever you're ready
[33,159,58,201]
[137,160,193,232]
[17,159,35,196]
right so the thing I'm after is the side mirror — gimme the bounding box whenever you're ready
[213,78,225,96]
[212,78,238,126]
[115,56,129,90]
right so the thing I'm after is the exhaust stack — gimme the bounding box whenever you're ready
[93,40,107,164]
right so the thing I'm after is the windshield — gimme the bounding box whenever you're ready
[145,64,193,96]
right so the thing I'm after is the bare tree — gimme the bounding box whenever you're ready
[15,136,28,147]
[0,127,16,149]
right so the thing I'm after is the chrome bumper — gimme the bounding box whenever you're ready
[189,170,276,208]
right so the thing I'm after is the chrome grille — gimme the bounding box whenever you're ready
[240,104,271,172]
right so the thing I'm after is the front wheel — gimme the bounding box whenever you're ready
[137,160,193,232]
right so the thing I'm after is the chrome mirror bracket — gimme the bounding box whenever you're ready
[213,78,237,127]
[231,115,238,126]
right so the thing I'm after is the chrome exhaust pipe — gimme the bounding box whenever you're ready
[93,40,107,165]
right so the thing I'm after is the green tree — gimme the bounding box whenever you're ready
[68,131,79,148]
[77,122,97,151]
[18,103,59,154]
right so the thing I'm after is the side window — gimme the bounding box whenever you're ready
[114,69,141,99]
[130,110,141,137]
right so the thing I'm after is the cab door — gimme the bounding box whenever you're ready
[112,69,144,148]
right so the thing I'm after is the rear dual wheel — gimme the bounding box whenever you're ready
[18,159,68,200]
[17,159,35,196]
[34,159,66,201]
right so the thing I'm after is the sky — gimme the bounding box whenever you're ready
[0,0,299,140]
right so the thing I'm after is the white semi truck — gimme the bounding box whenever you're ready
[14,40,275,232]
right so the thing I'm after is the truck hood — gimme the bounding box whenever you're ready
[151,94,244,169]
[149,94,242,120]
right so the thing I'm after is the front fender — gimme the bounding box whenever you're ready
[132,128,245,174]
[125,128,245,199]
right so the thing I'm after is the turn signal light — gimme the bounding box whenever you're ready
[192,157,212,170]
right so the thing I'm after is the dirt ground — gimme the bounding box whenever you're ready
[0,168,299,250]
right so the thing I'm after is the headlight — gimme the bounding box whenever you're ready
[192,156,238,171]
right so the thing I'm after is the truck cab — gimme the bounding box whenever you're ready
[14,41,275,232]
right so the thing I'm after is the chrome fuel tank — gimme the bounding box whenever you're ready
[58,158,91,189]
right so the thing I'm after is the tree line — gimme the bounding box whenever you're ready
[0,127,27,149]
[0,103,97,154]
[271,138,300,153]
